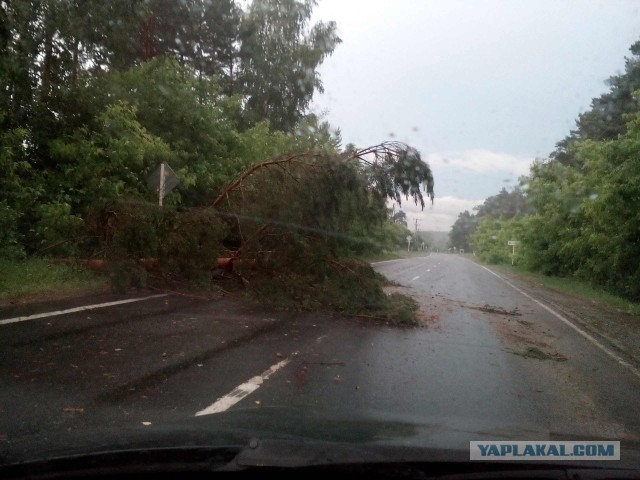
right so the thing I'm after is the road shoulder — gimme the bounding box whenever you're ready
[467,259,640,370]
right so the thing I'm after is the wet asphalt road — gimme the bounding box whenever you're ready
[2,253,640,460]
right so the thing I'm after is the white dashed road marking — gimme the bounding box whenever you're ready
[195,359,290,416]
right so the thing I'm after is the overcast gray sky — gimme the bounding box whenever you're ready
[311,0,640,231]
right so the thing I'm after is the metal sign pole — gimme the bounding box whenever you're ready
[147,162,179,205]
[508,240,518,265]
[159,162,165,207]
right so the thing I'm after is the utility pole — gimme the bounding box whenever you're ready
[414,219,423,251]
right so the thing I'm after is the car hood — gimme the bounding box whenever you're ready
[2,406,640,468]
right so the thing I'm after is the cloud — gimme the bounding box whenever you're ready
[393,195,483,232]
[425,150,533,177]
[388,149,531,231]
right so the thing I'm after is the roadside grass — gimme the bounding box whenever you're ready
[463,254,640,316]
[0,258,108,305]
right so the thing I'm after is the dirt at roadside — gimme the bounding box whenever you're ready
[494,268,640,368]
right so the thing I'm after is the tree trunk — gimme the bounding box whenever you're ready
[41,26,53,100]
[71,39,79,88]
[140,11,156,61]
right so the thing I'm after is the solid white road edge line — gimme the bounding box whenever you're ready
[370,258,410,265]
[195,359,290,416]
[370,255,430,266]
[0,294,169,326]
[478,264,640,380]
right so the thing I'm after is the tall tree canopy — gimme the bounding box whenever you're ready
[449,210,477,251]
[238,0,341,130]
[0,0,440,265]
[550,40,640,167]
[466,38,640,301]
[447,187,526,252]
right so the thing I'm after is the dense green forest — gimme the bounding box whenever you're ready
[449,40,640,301]
[1,0,433,319]
[1,0,336,257]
